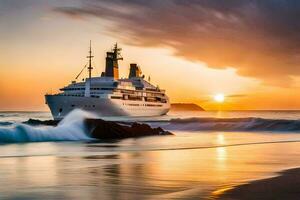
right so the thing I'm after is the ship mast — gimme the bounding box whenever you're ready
[113,43,123,61]
[87,40,94,83]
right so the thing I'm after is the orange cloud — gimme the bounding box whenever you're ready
[55,0,300,86]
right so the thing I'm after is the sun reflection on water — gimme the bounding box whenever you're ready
[216,147,227,162]
[1,133,300,199]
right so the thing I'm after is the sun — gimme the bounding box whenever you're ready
[214,93,225,103]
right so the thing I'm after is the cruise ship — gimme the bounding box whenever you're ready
[45,42,170,120]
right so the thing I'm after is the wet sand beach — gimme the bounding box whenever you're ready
[217,168,300,200]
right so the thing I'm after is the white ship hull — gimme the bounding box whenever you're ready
[45,95,170,120]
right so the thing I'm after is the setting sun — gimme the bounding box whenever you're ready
[214,94,225,103]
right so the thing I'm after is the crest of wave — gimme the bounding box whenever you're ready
[158,117,300,132]
[0,109,97,143]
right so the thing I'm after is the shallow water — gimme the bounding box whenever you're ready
[1,110,300,199]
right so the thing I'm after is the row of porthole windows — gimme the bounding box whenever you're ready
[60,103,162,113]
[62,94,84,97]
[63,88,85,91]
[71,105,96,108]
[60,94,100,98]
[91,88,113,90]
[122,103,162,107]
[64,88,111,91]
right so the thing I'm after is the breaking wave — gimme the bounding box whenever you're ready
[0,110,94,143]
[1,110,300,144]
[0,122,13,126]
[154,117,300,132]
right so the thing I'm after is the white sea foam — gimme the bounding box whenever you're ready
[1,110,300,144]
[0,109,95,143]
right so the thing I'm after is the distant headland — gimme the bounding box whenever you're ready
[171,103,205,111]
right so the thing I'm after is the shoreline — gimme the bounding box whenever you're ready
[216,167,300,200]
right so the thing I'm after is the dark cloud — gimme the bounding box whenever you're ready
[0,0,40,11]
[55,0,300,86]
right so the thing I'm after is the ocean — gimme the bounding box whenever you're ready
[1,110,300,199]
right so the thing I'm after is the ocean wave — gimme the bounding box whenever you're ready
[1,111,300,144]
[153,117,300,132]
[0,109,94,143]
[0,122,13,126]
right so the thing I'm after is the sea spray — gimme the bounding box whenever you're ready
[2,112,300,143]
[0,109,96,143]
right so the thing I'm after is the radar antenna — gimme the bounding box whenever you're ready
[113,43,123,61]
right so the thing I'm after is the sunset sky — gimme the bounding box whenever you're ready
[1,0,300,110]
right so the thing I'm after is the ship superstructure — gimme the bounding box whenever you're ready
[45,42,170,120]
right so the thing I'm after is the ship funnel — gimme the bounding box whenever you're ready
[129,63,142,78]
[105,43,123,79]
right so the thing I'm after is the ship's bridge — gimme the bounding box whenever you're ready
[119,78,158,90]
